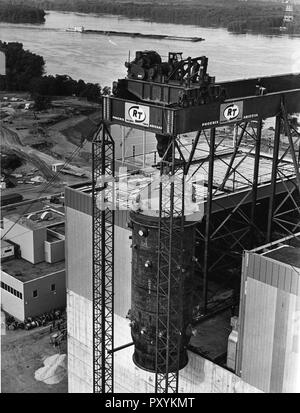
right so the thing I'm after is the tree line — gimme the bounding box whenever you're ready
[0,2,45,23]
[0,41,105,103]
[12,0,300,34]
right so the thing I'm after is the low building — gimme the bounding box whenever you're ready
[51,163,65,173]
[237,233,300,393]
[1,258,65,322]
[2,208,65,264]
[1,203,66,321]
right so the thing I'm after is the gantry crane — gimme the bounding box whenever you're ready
[92,51,300,393]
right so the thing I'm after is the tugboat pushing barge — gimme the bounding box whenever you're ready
[65,26,204,42]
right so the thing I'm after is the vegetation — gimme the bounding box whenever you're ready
[32,93,52,111]
[0,3,45,23]
[13,0,300,34]
[0,41,45,91]
[1,154,23,172]
[29,74,102,102]
[0,41,104,102]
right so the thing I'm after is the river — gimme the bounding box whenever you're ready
[1,10,300,88]
[1,10,300,159]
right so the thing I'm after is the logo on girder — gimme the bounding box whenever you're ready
[220,101,243,123]
[125,103,150,127]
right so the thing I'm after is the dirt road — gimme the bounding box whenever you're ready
[1,124,59,181]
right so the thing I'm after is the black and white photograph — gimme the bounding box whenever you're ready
[0,0,300,398]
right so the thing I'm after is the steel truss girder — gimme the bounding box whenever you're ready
[92,121,115,393]
[192,108,300,313]
[191,121,264,313]
[155,138,186,393]
[267,98,300,242]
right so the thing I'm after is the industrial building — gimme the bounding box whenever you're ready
[65,180,300,393]
[65,50,300,393]
[0,205,66,321]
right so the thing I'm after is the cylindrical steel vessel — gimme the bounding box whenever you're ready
[129,211,196,372]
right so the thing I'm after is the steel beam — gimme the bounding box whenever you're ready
[155,137,185,393]
[202,127,216,315]
[92,121,115,393]
[267,114,281,243]
[281,98,300,190]
[250,118,262,248]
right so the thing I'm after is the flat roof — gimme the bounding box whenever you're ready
[1,258,65,283]
[1,239,13,249]
[264,245,300,269]
[4,209,64,231]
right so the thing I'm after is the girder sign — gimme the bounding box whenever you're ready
[220,101,243,123]
[125,102,150,127]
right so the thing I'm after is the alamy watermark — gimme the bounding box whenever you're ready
[95,166,205,220]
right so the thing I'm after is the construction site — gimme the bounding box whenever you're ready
[65,50,300,393]
[2,48,300,394]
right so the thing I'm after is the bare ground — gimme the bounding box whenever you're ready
[1,326,67,393]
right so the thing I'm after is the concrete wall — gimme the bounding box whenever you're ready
[0,271,24,321]
[66,204,93,393]
[23,270,66,318]
[44,240,65,263]
[3,218,48,264]
[65,206,132,316]
[3,218,34,263]
[67,290,93,393]
[113,314,261,393]
[66,207,92,300]
[32,228,47,264]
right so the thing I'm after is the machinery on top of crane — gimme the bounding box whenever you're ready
[113,50,226,108]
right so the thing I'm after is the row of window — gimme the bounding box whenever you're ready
[1,282,56,300]
[1,281,23,300]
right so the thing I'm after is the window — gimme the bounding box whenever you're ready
[51,284,56,292]
[32,290,38,298]
[1,281,22,299]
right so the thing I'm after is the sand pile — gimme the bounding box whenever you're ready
[35,354,66,385]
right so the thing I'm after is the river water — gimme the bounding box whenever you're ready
[1,10,300,88]
[1,10,300,159]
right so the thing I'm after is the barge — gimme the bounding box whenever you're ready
[66,26,204,42]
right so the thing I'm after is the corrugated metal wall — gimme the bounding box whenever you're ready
[65,187,92,216]
[239,251,300,393]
